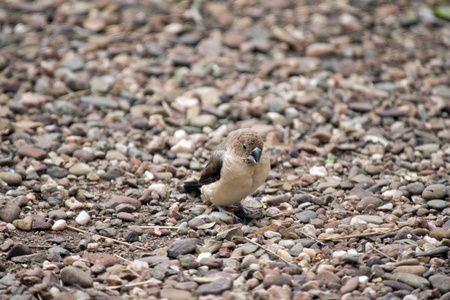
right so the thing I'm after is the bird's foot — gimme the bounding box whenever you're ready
[238,202,264,219]
[217,206,243,223]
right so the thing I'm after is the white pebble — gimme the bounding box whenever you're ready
[348,249,358,255]
[65,197,85,210]
[264,231,282,239]
[317,264,334,272]
[75,211,91,226]
[382,189,403,201]
[277,249,293,262]
[87,243,98,249]
[170,139,195,153]
[148,183,167,197]
[197,252,212,262]
[310,166,328,177]
[144,171,154,180]
[52,220,67,231]
[302,248,316,259]
[302,224,317,238]
[332,250,347,260]
[127,261,149,274]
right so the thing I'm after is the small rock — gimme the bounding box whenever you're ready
[426,200,448,210]
[340,277,359,294]
[417,246,449,257]
[217,227,244,240]
[60,267,93,288]
[52,220,67,231]
[306,43,335,57]
[171,139,195,153]
[69,163,92,176]
[310,166,328,177]
[390,272,429,290]
[0,172,22,186]
[197,278,233,295]
[17,146,47,160]
[105,195,141,210]
[263,274,293,288]
[13,216,34,231]
[160,288,193,300]
[296,211,317,223]
[316,270,341,287]
[0,203,21,223]
[406,182,425,195]
[80,96,118,108]
[105,150,127,161]
[356,196,383,212]
[75,211,91,226]
[168,238,202,258]
[422,184,447,200]
[89,253,120,267]
[190,114,217,128]
[429,274,450,293]
[7,244,32,260]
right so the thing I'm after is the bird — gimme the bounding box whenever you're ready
[184,128,270,215]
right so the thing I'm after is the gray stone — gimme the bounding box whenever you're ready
[390,272,429,290]
[356,196,383,212]
[427,200,448,210]
[62,52,84,71]
[429,274,450,293]
[422,184,447,200]
[406,182,425,195]
[217,227,243,240]
[417,246,449,257]
[352,215,384,224]
[197,277,233,295]
[81,96,119,109]
[168,238,202,258]
[288,243,304,257]
[139,255,170,266]
[296,210,317,223]
[0,203,21,223]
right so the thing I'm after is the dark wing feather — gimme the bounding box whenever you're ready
[198,149,225,185]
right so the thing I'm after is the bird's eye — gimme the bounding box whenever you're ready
[243,144,247,150]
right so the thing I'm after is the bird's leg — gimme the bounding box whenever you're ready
[239,201,260,214]
[217,206,243,223]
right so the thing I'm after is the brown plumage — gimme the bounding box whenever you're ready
[184,128,270,207]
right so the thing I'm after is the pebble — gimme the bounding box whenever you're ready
[356,196,383,212]
[429,274,450,293]
[427,200,448,210]
[0,203,21,223]
[75,210,91,225]
[263,274,293,288]
[0,172,22,186]
[13,216,34,231]
[417,246,449,257]
[422,184,447,200]
[60,267,93,288]
[296,211,317,223]
[197,278,233,295]
[168,238,202,258]
[68,163,92,176]
[105,150,127,161]
[6,244,32,260]
[52,220,67,231]
[390,272,429,290]
[17,146,47,160]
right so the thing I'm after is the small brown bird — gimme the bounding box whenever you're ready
[184,128,270,212]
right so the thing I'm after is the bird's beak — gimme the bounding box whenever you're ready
[247,147,262,164]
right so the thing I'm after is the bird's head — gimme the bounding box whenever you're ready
[228,128,264,165]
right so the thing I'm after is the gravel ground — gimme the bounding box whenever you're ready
[1,0,450,299]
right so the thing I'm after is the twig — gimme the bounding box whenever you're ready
[106,279,161,290]
[366,243,395,262]
[140,225,179,229]
[269,178,303,188]
[29,245,52,248]
[241,237,293,265]
[114,253,132,264]
[59,89,90,100]
[317,227,400,241]
[336,76,389,98]
[67,225,146,250]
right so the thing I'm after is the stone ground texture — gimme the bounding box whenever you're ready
[0,0,450,299]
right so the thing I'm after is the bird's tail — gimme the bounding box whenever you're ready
[184,181,202,193]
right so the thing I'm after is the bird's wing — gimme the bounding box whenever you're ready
[198,149,225,185]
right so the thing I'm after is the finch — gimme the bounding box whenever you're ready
[184,128,270,210]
